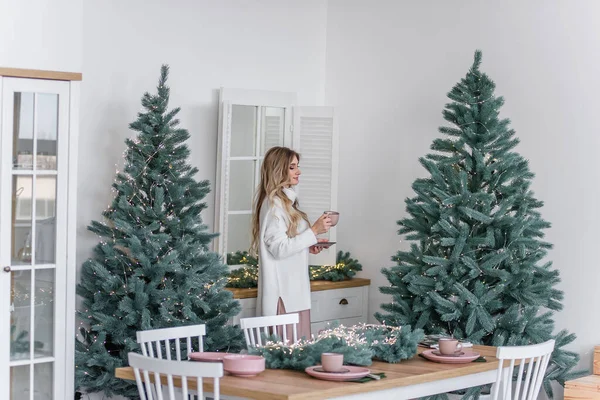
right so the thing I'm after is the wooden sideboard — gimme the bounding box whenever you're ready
[564,346,600,399]
[226,278,371,336]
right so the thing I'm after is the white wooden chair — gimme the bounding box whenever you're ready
[136,324,206,361]
[491,339,555,400]
[128,352,222,400]
[240,314,299,347]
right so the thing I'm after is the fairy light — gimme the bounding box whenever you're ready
[76,71,244,390]
[250,323,416,366]
[227,251,362,287]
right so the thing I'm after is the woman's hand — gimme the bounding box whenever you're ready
[311,213,332,236]
[309,239,330,254]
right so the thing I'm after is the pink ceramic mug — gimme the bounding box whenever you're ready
[438,338,462,355]
[324,211,340,227]
[321,352,344,372]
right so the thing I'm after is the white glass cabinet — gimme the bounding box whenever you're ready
[0,71,79,400]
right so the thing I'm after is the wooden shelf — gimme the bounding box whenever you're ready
[565,375,600,399]
[564,345,600,399]
[0,67,82,81]
[226,277,371,299]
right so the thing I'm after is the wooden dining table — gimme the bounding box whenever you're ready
[115,345,504,399]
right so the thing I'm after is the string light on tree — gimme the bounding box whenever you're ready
[74,65,244,398]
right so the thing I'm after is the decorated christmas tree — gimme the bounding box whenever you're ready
[376,51,582,398]
[75,65,243,398]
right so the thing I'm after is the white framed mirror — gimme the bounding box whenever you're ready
[214,88,339,266]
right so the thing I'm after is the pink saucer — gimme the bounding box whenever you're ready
[421,349,481,364]
[189,352,231,362]
[305,365,370,381]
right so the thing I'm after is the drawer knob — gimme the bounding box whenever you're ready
[339,298,349,305]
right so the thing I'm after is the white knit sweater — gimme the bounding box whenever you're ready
[256,188,317,316]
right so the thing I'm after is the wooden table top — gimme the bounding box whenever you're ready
[226,278,371,299]
[115,345,500,400]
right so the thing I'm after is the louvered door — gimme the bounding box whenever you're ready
[292,106,338,266]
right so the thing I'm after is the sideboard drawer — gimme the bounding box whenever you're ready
[311,287,364,323]
[230,298,256,326]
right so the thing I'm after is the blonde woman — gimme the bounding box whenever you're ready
[251,146,331,340]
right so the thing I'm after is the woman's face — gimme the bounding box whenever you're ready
[288,156,301,186]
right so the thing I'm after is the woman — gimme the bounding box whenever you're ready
[250,146,332,340]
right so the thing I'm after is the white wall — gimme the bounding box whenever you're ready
[0,0,83,71]
[77,0,328,267]
[77,2,326,398]
[5,0,600,397]
[325,0,600,381]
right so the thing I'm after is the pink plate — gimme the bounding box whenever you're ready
[305,365,370,381]
[421,349,481,364]
[188,352,231,362]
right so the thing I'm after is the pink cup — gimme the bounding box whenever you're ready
[321,352,344,372]
[438,338,462,355]
[324,211,340,227]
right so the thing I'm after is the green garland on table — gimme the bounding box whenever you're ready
[226,250,363,288]
[247,323,424,371]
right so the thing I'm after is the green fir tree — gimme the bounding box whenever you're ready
[376,51,583,399]
[75,65,244,398]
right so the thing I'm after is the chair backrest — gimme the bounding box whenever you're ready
[136,324,206,361]
[240,314,299,347]
[128,352,222,400]
[491,339,555,400]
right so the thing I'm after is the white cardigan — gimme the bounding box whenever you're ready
[256,188,317,316]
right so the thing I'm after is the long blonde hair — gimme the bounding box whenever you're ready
[250,146,309,256]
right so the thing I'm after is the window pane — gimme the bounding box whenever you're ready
[34,363,53,399]
[261,107,284,155]
[13,92,34,170]
[35,269,55,358]
[230,105,257,157]
[13,175,33,265]
[11,270,32,361]
[36,94,59,171]
[11,365,30,399]
[228,160,255,211]
[227,214,252,254]
[34,176,57,264]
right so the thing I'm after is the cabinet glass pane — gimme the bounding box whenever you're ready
[11,270,31,361]
[230,105,257,157]
[228,160,255,211]
[13,92,34,170]
[35,176,57,264]
[12,175,33,266]
[36,94,59,171]
[227,214,252,254]
[261,107,284,155]
[34,362,53,399]
[34,269,55,358]
[11,365,30,400]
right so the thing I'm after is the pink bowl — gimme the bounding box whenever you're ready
[222,354,265,377]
